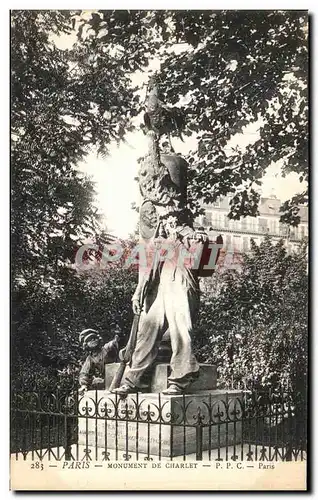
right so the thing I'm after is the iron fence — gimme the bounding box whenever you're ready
[11,388,307,462]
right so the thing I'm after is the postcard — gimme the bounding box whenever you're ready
[10,8,308,491]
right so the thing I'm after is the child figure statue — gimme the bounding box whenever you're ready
[78,328,119,395]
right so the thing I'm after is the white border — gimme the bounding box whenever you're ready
[2,3,315,499]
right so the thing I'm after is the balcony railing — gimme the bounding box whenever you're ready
[199,222,305,242]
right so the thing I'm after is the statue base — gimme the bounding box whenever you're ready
[78,390,242,458]
[104,363,217,393]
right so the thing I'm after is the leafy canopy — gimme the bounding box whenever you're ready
[11,10,139,285]
[11,11,308,392]
[12,10,308,288]
[78,9,308,224]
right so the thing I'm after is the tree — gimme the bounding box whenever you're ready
[11,10,142,387]
[194,236,308,397]
[11,11,308,391]
[12,10,308,285]
[79,10,308,224]
[11,10,140,286]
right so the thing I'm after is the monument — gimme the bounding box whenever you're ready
[78,74,242,457]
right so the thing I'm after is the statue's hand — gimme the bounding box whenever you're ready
[132,299,141,315]
[194,230,208,243]
[79,385,87,396]
[92,377,104,386]
[119,348,126,361]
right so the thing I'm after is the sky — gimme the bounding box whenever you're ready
[77,127,303,238]
[54,20,303,239]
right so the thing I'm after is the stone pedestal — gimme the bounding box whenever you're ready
[104,363,217,393]
[151,363,217,392]
[78,389,242,458]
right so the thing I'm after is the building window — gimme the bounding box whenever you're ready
[258,218,268,233]
[279,223,288,237]
[241,218,247,231]
[224,215,229,228]
[269,219,277,234]
[205,211,211,224]
[212,213,222,228]
[220,197,228,209]
[243,237,249,252]
[226,234,231,249]
[250,218,257,232]
[233,235,241,252]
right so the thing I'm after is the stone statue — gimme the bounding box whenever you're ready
[78,328,119,395]
[112,77,211,396]
[143,74,185,151]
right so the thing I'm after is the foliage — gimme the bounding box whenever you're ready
[11,11,308,396]
[11,10,140,390]
[80,10,308,224]
[194,237,308,397]
[11,10,139,286]
[11,264,137,391]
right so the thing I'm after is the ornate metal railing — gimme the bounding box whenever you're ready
[197,219,306,242]
[11,388,306,462]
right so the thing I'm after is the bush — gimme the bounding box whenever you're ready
[195,237,308,399]
[12,264,137,391]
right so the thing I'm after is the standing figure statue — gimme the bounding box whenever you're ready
[112,215,208,396]
[112,75,220,396]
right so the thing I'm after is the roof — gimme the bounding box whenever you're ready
[259,197,282,215]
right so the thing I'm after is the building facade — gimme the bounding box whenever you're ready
[196,195,308,254]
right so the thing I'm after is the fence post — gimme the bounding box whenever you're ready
[195,408,203,461]
[64,414,72,461]
[63,393,73,462]
[285,402,293,461]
